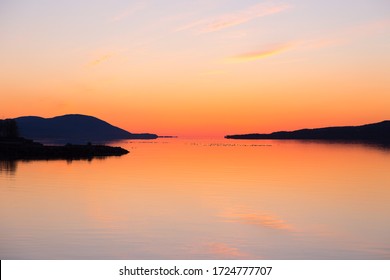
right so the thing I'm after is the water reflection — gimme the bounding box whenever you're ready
[0,138,390,259]
[220,209,295,232]
[0,160,17,175]
[0,157,112,175]
[202,242,249,259]
[294,139,390,151]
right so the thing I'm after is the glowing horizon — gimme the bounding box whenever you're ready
[1,0,389,137]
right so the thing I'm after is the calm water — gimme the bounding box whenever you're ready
[1,139,390,259]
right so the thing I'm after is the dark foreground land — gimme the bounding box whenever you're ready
[0,137,129,160]
[225,120,390,143]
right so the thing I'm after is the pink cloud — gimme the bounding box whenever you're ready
[227,42,295,62]
[176,1,290,34]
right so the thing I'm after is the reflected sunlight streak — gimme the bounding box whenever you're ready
[221,209,295,232]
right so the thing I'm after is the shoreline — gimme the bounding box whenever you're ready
[0,137,129,160]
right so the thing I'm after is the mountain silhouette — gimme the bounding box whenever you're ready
[225,120,390,141]
[14,114,158,143]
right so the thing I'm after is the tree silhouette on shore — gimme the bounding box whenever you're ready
[0,119,19,138]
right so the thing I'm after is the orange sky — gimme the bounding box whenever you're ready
[1,0,389,137]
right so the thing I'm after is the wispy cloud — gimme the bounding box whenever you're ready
[87,53,114,67]
[225,18,390,64]
[227,42,295,63]
[176,19,207,32]
[303,19,390,50]
[176,1,290,34]
[110,2,147,22]
[204,2,290,33]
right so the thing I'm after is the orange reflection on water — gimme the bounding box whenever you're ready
[1,139,390,259]
[206,242,249,259]
[220,209,295,232]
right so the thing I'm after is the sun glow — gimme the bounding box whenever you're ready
[0,0,389,137]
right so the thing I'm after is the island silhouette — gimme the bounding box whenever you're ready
[15,114,158,143]
[225,120,390,142]
[0,115,157,160]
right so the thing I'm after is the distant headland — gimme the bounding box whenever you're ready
[225,120,390,142]
[0,116,136,160]
[14,114,158,143]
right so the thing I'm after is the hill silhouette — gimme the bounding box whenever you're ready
[225,121,390,141]
[1,118,129,160]
[14,114,158,143]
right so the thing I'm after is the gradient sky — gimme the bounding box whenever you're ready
[1,0,389,137]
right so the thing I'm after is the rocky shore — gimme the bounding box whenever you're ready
[0,137,128,160]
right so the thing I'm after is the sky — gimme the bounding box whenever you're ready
[1,0,389,137]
